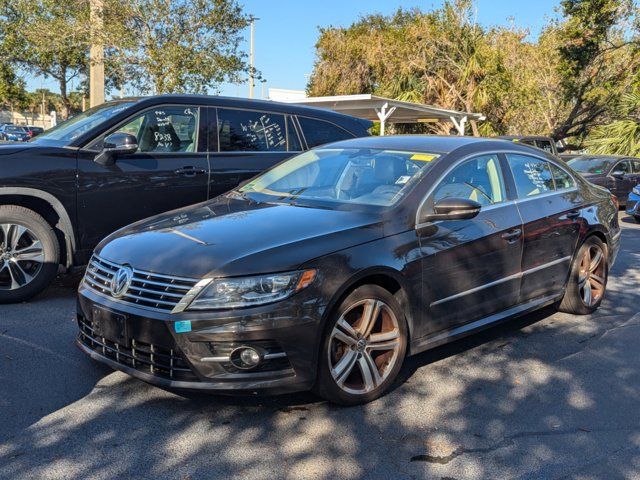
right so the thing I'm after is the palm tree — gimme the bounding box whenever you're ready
[585,92,640,156]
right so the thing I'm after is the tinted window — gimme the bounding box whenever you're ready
[612,160,631,174]
[287,116,302,151]
[534,139,554,154]
[632,160,640,173]
[507,154,555,198]
[117,106,200,153]
[218,109,286,152]
[433,154,505,207]
[298,117,354,148]
[549,163,576,190]
[567,157,615,174]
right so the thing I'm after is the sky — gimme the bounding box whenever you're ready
[26,0,561,98]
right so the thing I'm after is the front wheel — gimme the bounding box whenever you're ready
[314,285,408,405]
[558,236,608,315]
[0,206,60,303]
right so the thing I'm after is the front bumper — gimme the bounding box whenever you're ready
[77,286,326,395]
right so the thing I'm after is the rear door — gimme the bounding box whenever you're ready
[207,107,302,197]
[77,104,210,249]
[504,153,583,303]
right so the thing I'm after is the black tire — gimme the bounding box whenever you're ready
[314,285,408,405]
[558,236,608,315]
[634,215,640,223]
[0,205,60,303]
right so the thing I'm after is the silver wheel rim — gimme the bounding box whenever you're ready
[328,298,402,395]
[578,244,606,307]
[0,223,45,291]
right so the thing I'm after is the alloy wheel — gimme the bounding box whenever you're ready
[0,223,45,290]
[578,244,606,307]
[328,298,402,395]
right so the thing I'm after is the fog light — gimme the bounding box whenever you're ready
[230,346,262,369]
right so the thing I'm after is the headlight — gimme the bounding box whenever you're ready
[633,186,640,196]
[186,269,316,310]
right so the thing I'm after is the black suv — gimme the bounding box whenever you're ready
[0,95,371,303]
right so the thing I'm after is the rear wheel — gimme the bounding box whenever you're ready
[314,285,408,405]
[0,206,60,303]
[558,236,608,315]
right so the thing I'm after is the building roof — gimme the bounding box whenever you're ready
[278,94,485,123]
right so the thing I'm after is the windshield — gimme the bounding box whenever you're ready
[238,148,440,207]
[5,126,26,133]
[568,157,614,174]
[34,101,136,146]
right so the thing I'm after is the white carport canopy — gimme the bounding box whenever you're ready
[283,94,485,136]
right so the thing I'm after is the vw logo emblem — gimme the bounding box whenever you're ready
[110,266,133,298]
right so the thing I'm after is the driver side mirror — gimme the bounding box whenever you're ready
[611,170,625,179]
[95,132,138,166]
[419,197,482,224]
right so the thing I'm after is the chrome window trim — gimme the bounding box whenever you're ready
[83,104,203,153]
[429,255,572,308]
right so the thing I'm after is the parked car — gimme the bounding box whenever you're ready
[0,95,371,303]
[626,184,640,222]
[24,126,45,138]
[76,135,620,405]
[0,125,30,142]
[497,135,558,155]
[567,155,640,206]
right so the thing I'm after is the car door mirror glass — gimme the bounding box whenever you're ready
[419,197,482,224]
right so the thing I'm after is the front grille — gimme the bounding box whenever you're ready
[78,315,199,382]
[84,255,200,312]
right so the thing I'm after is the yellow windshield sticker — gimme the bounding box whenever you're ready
[410,153,437,162]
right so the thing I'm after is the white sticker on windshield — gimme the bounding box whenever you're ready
[395,175,411,185]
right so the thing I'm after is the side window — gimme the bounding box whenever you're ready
[287,116,302,151]
[612,160,631,174]
[632,160,640,173]
[117,106,200,153]
[298,117,354,148]
[549,163,576,190]
[433,154,505,207]
[217,109,286,152]
[507,154,555,198]
[534,140,554,154]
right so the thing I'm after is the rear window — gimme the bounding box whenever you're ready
[298,117,354,148]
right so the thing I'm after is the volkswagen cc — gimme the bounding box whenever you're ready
[76,136,621,405]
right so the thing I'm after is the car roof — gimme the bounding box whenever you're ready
[320,135,547,155]
[497,135,554,141]
[110,94,373,129]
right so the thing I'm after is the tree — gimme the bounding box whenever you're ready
[0,62,26,110]
[551,0,639,142]
[0,0,90,119]
[584,91,640,155]
[110,0,255,94]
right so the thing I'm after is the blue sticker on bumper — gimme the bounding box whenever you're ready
[174,320,192,333]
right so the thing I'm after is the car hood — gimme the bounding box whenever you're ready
[0,142,38,155]
[96,195,385,278]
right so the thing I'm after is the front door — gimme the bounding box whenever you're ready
[418,153,523,336]
[608,159,635,202]
[504,153,583,303]
[77,105,210,251]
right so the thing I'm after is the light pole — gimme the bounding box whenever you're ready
[249,18,258,99]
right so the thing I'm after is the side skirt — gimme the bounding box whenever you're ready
[409,294,560,356]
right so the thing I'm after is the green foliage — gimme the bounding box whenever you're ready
[112,0,254,94]
[0,62,26,108]
[585,91,640,155]
[308,0,640,145]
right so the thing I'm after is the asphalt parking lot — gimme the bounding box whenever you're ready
[1,212,639,480]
